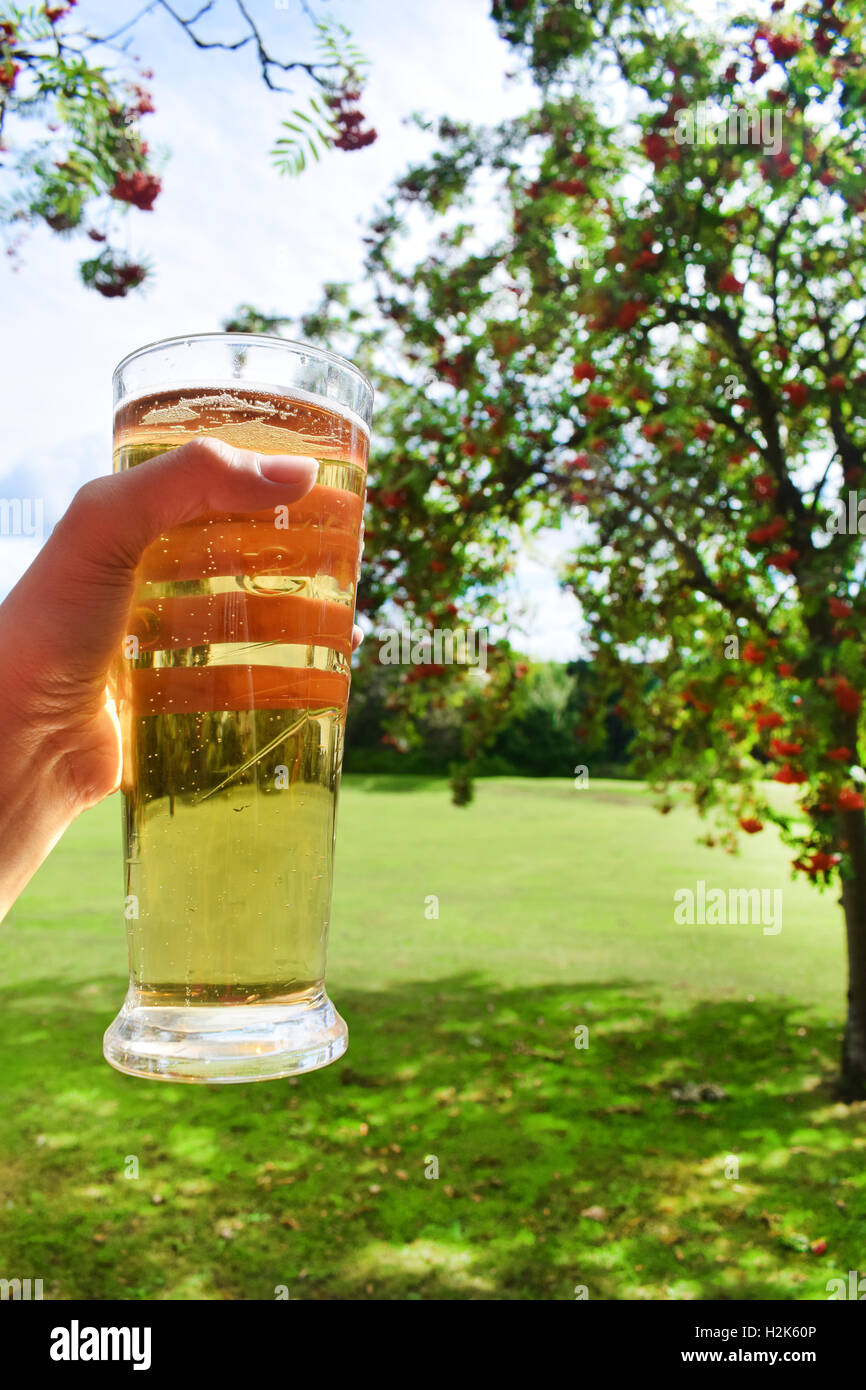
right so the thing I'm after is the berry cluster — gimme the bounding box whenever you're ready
[82,250,148,298]
[326,85,377,152]
[110,171,162,211]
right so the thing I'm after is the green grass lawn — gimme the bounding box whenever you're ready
[0,776,863,1301]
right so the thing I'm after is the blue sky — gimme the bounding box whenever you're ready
[0,0,581,658]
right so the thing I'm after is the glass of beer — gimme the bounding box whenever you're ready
[103,334,372,1082]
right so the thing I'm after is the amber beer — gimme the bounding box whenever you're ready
[103,337,372,1082]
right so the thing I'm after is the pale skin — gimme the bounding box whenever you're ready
[0,439,363,922]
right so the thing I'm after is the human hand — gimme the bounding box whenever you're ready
[0,438,363,918]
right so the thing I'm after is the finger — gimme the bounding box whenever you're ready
[352,624,364,652]
[0,440,321,705]
[53,437,320,573]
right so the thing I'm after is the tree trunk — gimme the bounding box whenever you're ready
[839,804,866,1101]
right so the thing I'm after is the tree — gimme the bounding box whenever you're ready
[224,288,528,803]
[257,0,866,1097]
[0,0,374,295]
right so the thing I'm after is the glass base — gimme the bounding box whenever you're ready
[103,988,347,1084]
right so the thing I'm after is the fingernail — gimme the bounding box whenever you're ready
[257,454,319,483]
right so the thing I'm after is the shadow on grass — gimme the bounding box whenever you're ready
[0,972,860,1301]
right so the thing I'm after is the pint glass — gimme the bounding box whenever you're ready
[103,335,372,1082]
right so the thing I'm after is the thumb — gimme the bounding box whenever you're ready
[56,436,320,572]
[0,439,321,708]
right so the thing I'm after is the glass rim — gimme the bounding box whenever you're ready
[112,331,374,398]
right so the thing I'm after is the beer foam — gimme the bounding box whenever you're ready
[191,392,277,416]
[210,420,317,454]
[121,381,371,441]
[141,402,200,424]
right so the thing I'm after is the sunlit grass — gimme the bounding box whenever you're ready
[0,777,860,1300]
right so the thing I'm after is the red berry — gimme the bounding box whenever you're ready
[110,171,162,210]
[756,711,784,731]
[719,272,744,294]
[834,677,861,715]
[616,300,645,330]
[572,361,597,383]
[783,381,808,408]
[753,473,778,500]
[766,548,800,571]
[767,33,802,63]
[769,738,803,758]
[774,764,808,785]
[829,597,852,618]
[748,517,787,545]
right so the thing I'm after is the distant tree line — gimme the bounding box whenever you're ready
[344,657,633,777]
